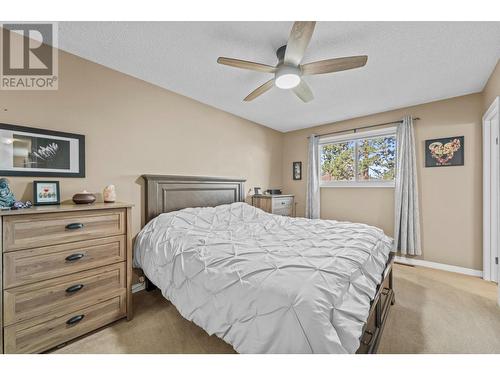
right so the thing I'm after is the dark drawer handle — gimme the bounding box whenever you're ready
[381,287,390,296]
[65,284,84,293]
[66,223,84,230]
[361,329,374,346]
[65,253,84,262]
[66,314,85,325]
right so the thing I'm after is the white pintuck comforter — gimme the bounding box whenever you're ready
[134,202,393,354]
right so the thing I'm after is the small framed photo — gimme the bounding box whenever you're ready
[293,161,302,180]
[33,180,60,206]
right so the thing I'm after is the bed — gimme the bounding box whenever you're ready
[134,175,395,354]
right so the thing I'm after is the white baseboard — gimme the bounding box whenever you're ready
[132,282,145,293]
[395,256,483,278]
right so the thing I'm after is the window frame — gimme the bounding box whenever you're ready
[318,126,397,188]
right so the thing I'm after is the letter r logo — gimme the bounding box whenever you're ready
[2,23,53,76]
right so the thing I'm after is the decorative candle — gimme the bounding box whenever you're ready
[103,185,116,203]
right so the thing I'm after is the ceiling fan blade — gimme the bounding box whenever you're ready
[217,57,277,73]
[301,55,368,75]
[292,80,314,103]
[284,21,316,66]
[244,79,275,101]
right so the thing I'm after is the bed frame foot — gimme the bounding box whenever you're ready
[145,277,157,292]
[389,262,395,305]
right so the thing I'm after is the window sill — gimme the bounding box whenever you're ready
[320,182,395,188]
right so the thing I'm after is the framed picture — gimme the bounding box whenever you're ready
[0,123,85,177]
[33,181,60,206]
[293,161,302,180]
[425,136,464,167]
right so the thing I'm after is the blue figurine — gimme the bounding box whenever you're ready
[0,178,16,209]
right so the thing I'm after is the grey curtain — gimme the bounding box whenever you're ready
[394,116,421,255]
[306,134,320,219]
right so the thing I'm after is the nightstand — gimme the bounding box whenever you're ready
[251,194,295,217]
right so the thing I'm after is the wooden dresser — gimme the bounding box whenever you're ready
[251,194,295,217]
[0,202,133,353]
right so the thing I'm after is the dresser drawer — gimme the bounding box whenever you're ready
[379,272,393,323]
[3,208,126,252]
[272,197,293,210]
[273,207,293,216]
[3,236,126,288]
[4,292,126,354]
[358,299,379,354]
[3,263,126,326]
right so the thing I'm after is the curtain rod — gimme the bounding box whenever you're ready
[307,117,420,139]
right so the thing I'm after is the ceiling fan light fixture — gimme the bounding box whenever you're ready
[275,65,301,89]
[216,22,367,102]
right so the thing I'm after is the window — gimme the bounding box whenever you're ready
[319,127,397,187]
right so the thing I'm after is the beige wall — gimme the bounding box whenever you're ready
[483,59,500,111]
[282,94,484,270]
[1,36,497,274]
[0,49,283,237]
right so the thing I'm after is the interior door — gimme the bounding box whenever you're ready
[493,109,499,283]
[483,97,500,284]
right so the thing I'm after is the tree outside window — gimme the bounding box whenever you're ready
[319,132,396,186]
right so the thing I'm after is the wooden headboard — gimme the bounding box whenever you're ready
[142,175,246,222]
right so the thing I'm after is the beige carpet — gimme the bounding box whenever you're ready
[54,264,500,354]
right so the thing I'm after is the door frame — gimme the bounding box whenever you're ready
[483,96,499,283]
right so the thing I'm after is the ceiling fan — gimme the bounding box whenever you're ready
[217,22,368,103]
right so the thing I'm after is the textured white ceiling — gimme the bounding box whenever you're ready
[57,22,500,132]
